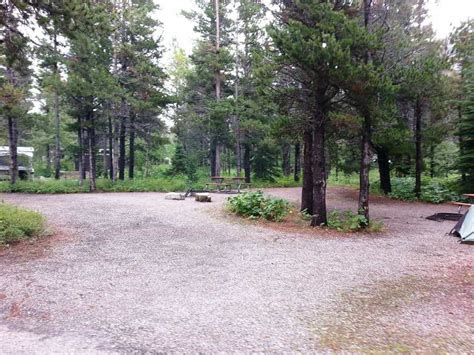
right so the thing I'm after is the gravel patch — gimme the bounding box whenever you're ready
[0,188,472,352]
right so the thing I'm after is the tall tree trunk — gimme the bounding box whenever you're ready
[429,145,435,178]
[301,129,313,214]
[213,0,222,177]
[294,143,301,182]
[7,117,18,185]
[358,0,373,223]
[234,40,242,177]
[46,144,52,174]
[282,143,291,176]
[53,30,61,180]
[78,117,84,185]
[88,113,97,192]
[310,112,327,227]
[103,134,108,178]
[359,113,371,222]
[235,140,242,177]
[118,115,126,180]
[215,144,222,176]
[128,111,135,179]
[113,120,120,182]
[414,98,423,198]
[5,1,18,185]
[376,146,391,194]
[108,115,114,180]
[210,142,217,177]
[243,143,251,183]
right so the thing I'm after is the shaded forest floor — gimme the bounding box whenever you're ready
[0,187,472,352]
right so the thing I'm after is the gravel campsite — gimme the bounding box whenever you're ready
[0,187,471,352]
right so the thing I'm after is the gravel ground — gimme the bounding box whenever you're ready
[0,187,472,353]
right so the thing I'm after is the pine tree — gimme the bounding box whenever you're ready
[64,0,116,191]
[455,21,474,191]
[184,0,234,177]
[0,0,32,185]
[269,1,372,226]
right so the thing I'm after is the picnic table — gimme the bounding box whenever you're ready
[450,194,474,213]
[205,176,251,193]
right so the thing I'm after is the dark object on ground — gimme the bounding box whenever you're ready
[426,213,462,222]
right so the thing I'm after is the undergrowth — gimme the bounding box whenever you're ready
[0,203,45,245]
[227,191,290,222]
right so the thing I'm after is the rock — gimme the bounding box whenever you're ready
[195,193,212,202]
[165,193,185,200]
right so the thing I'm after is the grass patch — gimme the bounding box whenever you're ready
[0,203,45,245]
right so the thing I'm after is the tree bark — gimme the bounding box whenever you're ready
[78,116,85,185]
[108,115,114,180]
[358,0,372,223]
[282,143,291,176]
[310,112,327,227]
[118,115,126,180]
[215,143,222,176]
[294,143,301,182]
[46,144,52,175]
[429,145,435,178]
[128,111,135,179]
[7,117,18,185]
[243,143,251,183]
[414,98,423,198]
[88,113,97,192]
[358,113,371,222]
[376,146,391,194]
[53,30,61,180]
[103,133,108,178]
[213,0,222,177]
[210,142,217,177]
[301,129,313,214]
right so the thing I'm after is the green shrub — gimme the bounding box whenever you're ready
[0,203,45,245]
[326,210,373,232]
[388,176,461,203]
[0,177,191,194]
[388,177,417,201]
[228,191,290,222]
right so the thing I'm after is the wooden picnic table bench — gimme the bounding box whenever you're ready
[450,200,473,213]
[205,176,251,193]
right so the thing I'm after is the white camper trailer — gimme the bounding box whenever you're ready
[0,146,35,181]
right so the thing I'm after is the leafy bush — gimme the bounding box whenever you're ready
[388,177,417,201]
[388,177,461,203]
[326,210,374,232]
[228,191,290,222]
[0,203,45,245]
[327,210,383,232]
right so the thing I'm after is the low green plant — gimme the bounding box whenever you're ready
[227,191,290,222]
[326,210,380,232]
[299,208,312,221]
[0,177,191,194]
[0,203,45,245]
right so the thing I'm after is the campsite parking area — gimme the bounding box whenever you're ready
[0,187,472,352]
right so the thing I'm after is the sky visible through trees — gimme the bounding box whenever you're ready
[0,0,473,228]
